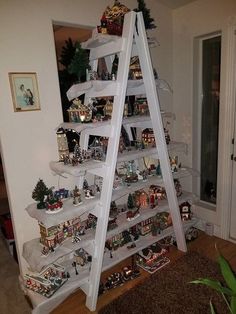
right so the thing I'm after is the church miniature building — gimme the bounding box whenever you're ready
[56,128,69,162]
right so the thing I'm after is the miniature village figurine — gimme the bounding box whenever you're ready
[72,185,82,206]
[85,189,95,199]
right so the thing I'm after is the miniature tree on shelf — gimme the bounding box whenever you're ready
[127,193,135,209]
[32,179,49,209]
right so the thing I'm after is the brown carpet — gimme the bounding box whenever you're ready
[99,251,228,314]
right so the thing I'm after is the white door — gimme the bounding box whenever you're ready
[230,147,236,240]
[219,17,236,242]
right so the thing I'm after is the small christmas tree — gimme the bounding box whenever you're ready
[32,179,49,209]
[127,193,135,209]
[134,0,156,30]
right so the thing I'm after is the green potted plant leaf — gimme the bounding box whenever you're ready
[191,249,236,314]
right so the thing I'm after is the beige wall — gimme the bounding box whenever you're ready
[173,0,236,167]
[172,0,236,232]
[0,0,172,274]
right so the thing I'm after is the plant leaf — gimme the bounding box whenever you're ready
[218,254,236,293]
[191,279,235,296]
[230,296,236,314]
[210,300,216,314]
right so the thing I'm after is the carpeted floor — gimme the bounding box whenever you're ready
[99,251,228,314]
[0,234,31,314]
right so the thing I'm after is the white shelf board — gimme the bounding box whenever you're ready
[58,113,173,135]
[102,217,199,271]
[67,80,119,101]
[26,195,100,228]
[58,119,111,134]
[25,266,90,314]
[23,190,195,273]
[108,191,195,240]
[22,228,94,273]
[66,78,171,102]
[81,32,158,51]
[49,159,105,177]
[24,216,199,314]
[112,169,194,201]
[117,141,188,163]
[81,33,120,49]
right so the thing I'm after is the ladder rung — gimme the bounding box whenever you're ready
[87,165,107,177]
[67,81,120,101]
[81,124,114,138]
[90,38,125,60]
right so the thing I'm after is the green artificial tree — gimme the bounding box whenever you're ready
[59,38,76,69]
[58,38,78,122]
[68,42,90,83]
[32,179,49,209]
[127,193,135,209]
[134,0,156,30]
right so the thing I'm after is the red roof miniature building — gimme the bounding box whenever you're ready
[98,1,130,36]
[39,217,81,249]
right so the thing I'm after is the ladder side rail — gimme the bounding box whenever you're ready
[134,12,187,252]
[85,11,137,311]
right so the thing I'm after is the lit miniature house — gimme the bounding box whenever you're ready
[24,262,67,298]
[134,190,149,208]
[39,217,81,249]
[56,128,69,161]
[179,201,192,220]
[103,99,113,118]
[142,128,155,146]
[134,97,149,115]
[139,217,153,235]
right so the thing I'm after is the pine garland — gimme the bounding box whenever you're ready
[134,0,156,30]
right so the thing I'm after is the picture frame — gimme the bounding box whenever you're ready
[9,72,41,112]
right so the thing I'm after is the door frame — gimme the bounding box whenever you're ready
[218,16,236,241]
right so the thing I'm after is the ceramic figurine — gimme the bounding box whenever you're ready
[72,186,82,206]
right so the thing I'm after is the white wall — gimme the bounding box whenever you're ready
[0,0,172,274]
[172,0,236,230]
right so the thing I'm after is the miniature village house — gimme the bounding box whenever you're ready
[39,217,81,249]
[138,217,153,236]
[179,201,192,221]
[142,128,155,146]
[24,263,67,298]
[134,190,149,208]
[134,98,149,115]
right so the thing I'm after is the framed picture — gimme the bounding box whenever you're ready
[9,72,41,112]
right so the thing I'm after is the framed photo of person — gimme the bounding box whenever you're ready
[9,72,41,112]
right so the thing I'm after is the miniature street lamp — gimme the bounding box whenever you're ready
[56,128,69,162]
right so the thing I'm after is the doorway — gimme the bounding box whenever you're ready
[53,24,92,122]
